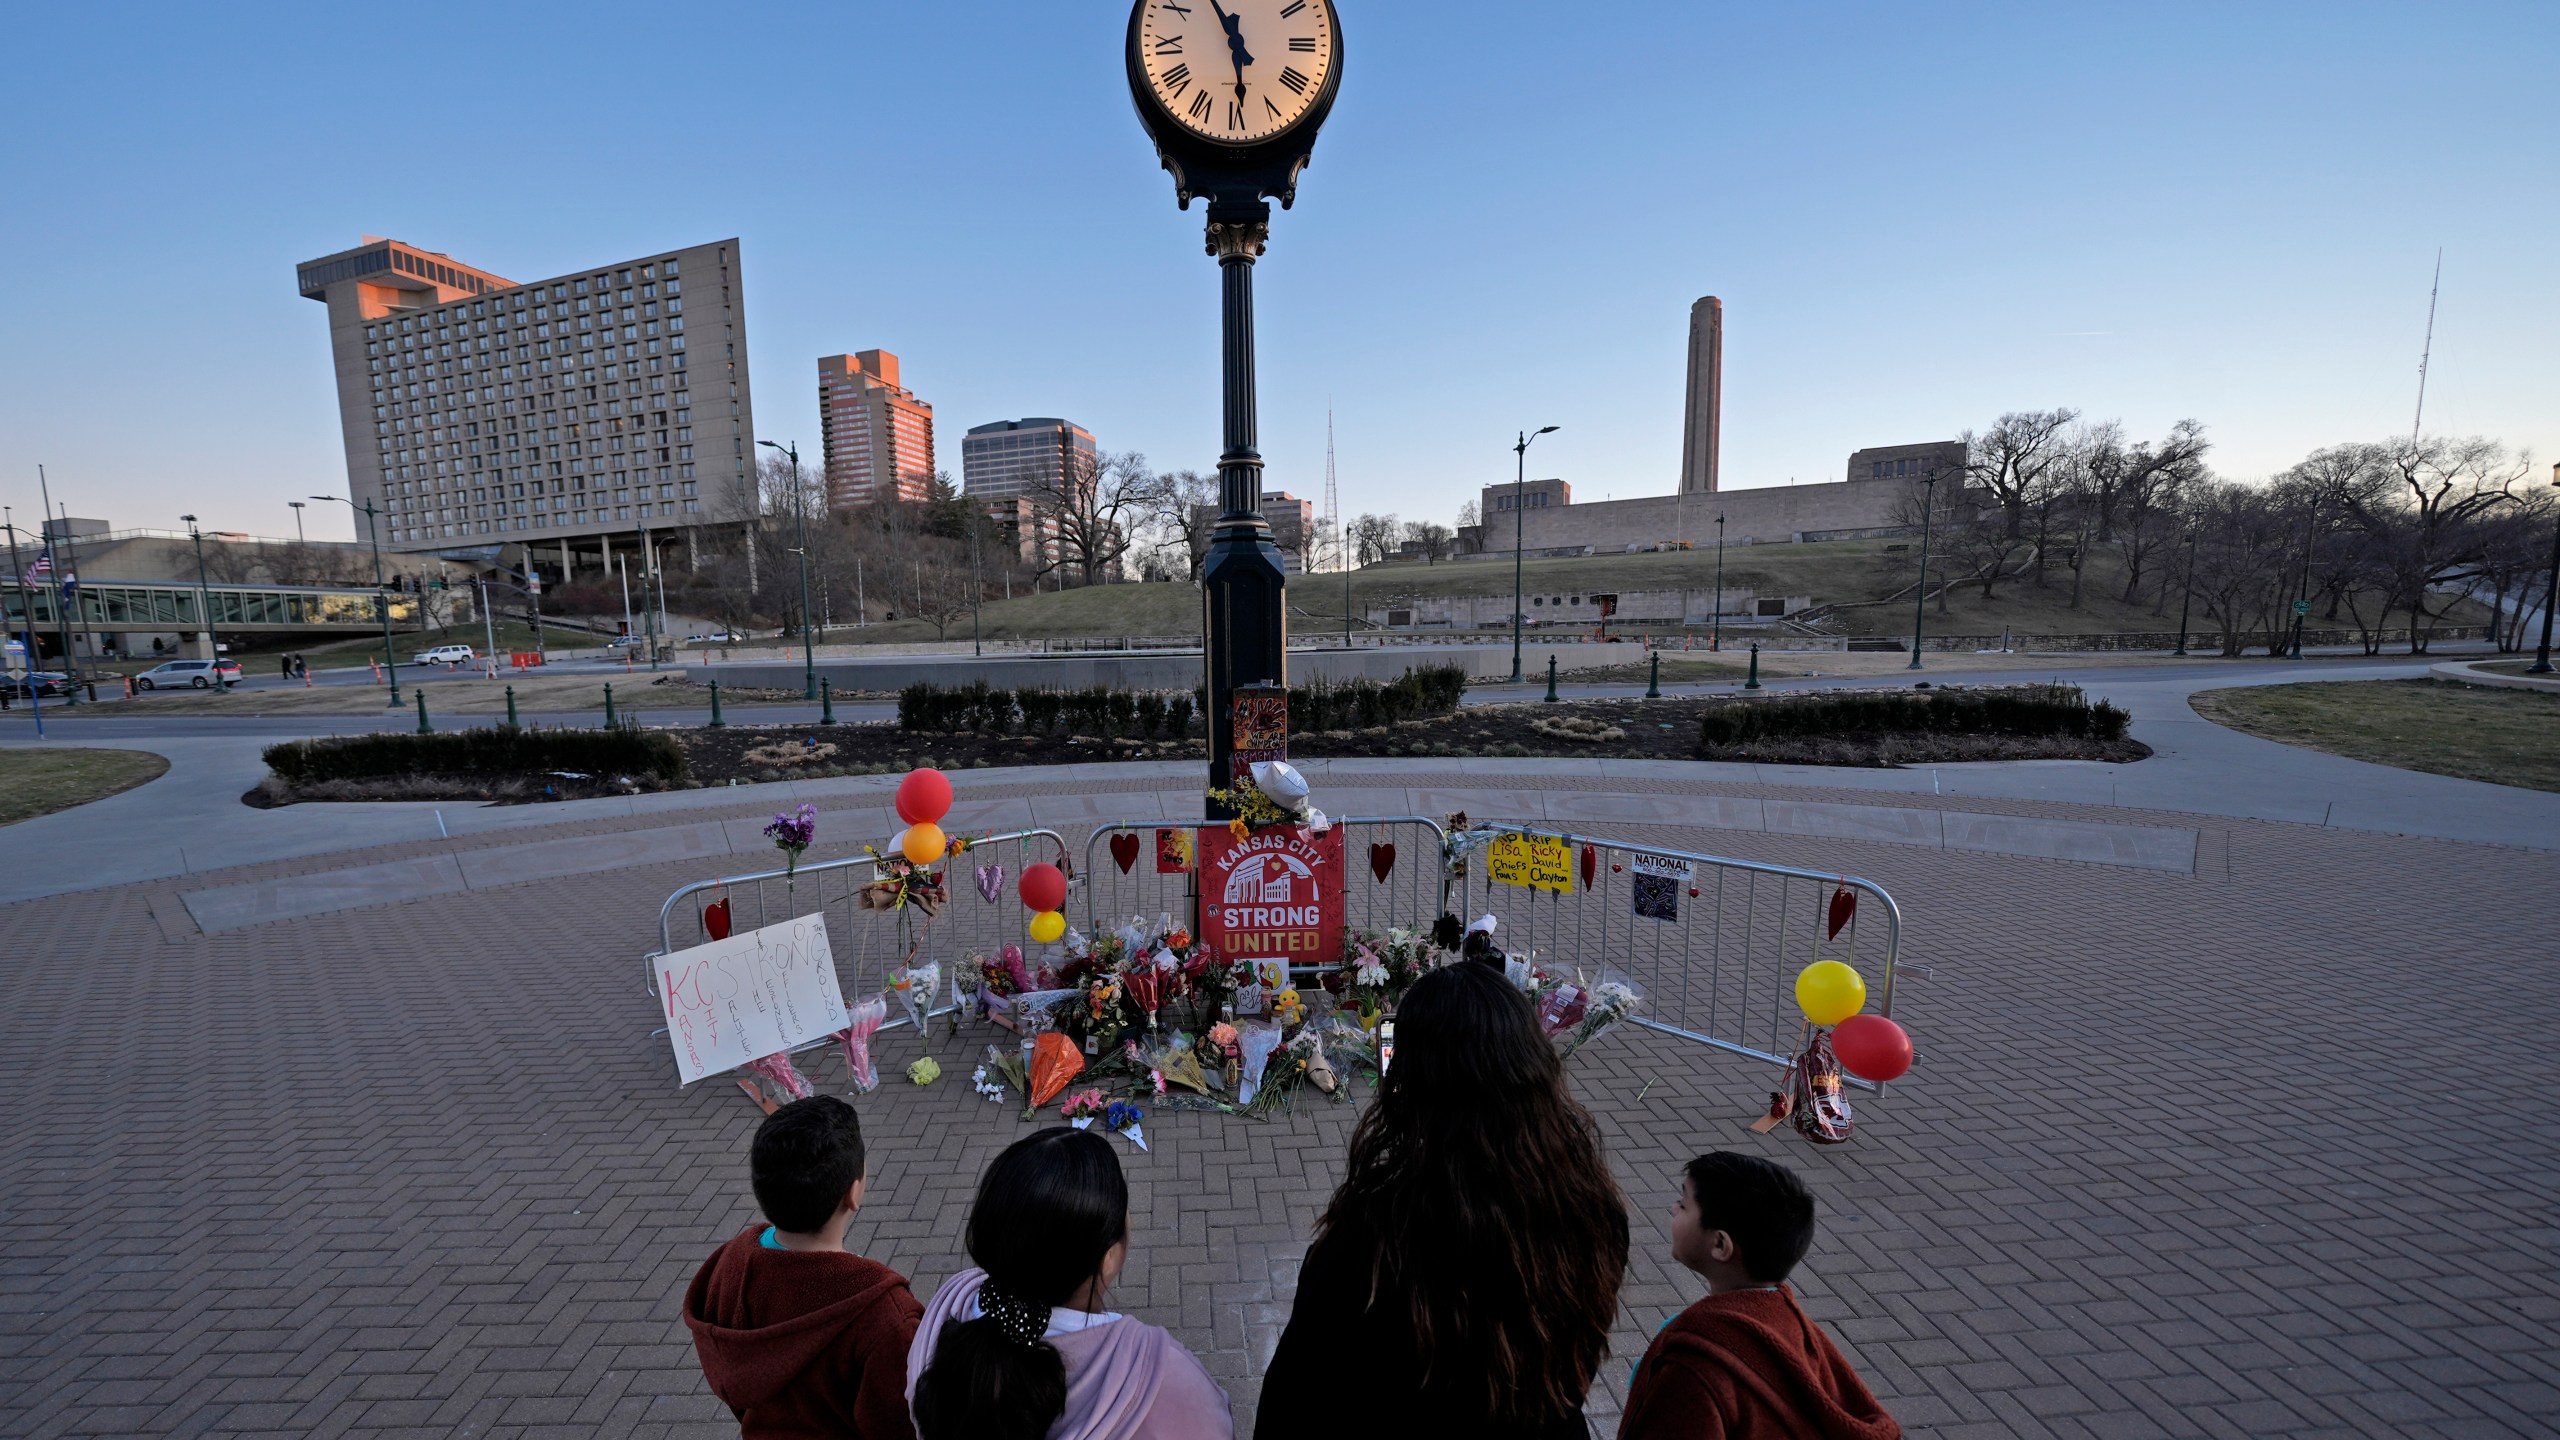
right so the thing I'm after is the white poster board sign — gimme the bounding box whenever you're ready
[659,913,850,1086]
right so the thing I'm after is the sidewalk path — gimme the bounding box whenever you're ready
[4,659,2551,907]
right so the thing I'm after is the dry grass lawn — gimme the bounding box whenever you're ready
[2190,679,2560,793]
[0,748,170,826]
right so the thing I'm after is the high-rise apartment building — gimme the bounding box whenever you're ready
[296,236,756,563]
[1190,489,1316,573]
[817,352,936,506]
[960,417,1099,507]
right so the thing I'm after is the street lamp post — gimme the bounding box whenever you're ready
[2529,462,2560,675]
[756,439,817,697]
[2173,528,2200,657]
[312,495,402,707]
[179,514,227,686]
[2285,501,2319,659]
[287,500,306,545]
[630,516,662,674]
[1510,426,1558,682]
[1907,469,1943,671]
[1712,513,1726,652]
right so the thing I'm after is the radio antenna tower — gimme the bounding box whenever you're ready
[1326,404,1349,647]
[2411,248,2442,447]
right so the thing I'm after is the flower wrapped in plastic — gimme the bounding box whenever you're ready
[1029,1032,1085,1109]
[835,996,889,1093]
[739,1050,814,1114]
[1061,1088,1109,1126]
[1235,1024,1286,1106]
[1554,972,1643,1059]
[1104,1099,1148,1151]
[1146,1035,1211,1096]
[892,962,940,1031]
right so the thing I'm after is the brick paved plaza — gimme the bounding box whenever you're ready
[2,768,2554,1438]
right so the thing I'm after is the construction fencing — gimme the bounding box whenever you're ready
[648,818,1904,1090]
[651,828,1072,1043]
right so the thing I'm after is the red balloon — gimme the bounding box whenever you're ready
[1831,1014,1912,1082]
[896,768,954,825]
[1019,862,1067,914]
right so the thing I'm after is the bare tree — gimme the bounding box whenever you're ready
[1963,408,2080,538]
[1029,449,1154,587]
[1455,499,1480,530]
[1349,512,1401,567]
[196,541,265,586]
[2309,436,2525,653]
[2113,420,2211,607]
[1401,520,1453,564]
[1147,468,1219,583]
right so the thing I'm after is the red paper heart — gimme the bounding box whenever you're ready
[1688,888,1700,898]
[1611,863,1623,873]
[704,897,732,941]
[1826,881,1857,940]
[1369,842,1396,883]
[1109,833,1142,874]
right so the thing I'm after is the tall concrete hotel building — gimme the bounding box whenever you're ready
[816,351,936,506]
[295,236,756,572]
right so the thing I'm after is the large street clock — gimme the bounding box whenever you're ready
[1126,0,1342,818]
[1128,0,1343,209]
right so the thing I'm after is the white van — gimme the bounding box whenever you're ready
[417,645,476,667]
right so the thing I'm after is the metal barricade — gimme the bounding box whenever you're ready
[1451,823,1904,1090]
[651,828,1072,1039]
[1079,815,1452,937]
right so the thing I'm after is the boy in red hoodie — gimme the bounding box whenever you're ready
[684,1095,925,1439]
[1620,1152,1900,1440]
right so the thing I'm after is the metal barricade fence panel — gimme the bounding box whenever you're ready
[1451,824,1902,1090]
[1080,816,1451,939]
[652,828,1073,1058]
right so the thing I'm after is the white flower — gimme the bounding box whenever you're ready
[1355,960,1389,988]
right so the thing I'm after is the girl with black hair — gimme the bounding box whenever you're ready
[906,1128,1230,1440]
[1255,961,1631,1438]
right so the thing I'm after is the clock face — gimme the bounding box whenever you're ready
[1137,0,1337,146]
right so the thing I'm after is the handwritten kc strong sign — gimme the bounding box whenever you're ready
[1198,824,1345,972]
[659,914,850,1085]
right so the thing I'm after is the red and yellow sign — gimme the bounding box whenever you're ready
[1198,824,1345,969]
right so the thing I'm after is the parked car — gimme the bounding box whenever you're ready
[135,658,243,690]
[604,635,644,650]
[416,644,476,667]
[7,670,76,698]
[685,631,739,643]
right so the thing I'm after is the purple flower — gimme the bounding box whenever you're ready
[765,803,818,853]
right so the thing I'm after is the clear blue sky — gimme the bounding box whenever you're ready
[4,1,2553,545]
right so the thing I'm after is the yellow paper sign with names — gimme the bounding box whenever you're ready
[1487,833,1573,893]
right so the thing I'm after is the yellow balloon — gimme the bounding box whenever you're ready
[1795,960,1867,1026]
[900,823,947,866]
[1028,909,1067,944]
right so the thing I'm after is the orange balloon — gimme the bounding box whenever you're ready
[900,823,947,866]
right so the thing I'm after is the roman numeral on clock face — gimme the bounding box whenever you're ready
[1279,0,1306,15]
[1265,96,1284,118]
[1188,90,1212,121]
[1226,99,1246,130]
[1161,62,1191,97]
[1289,37,1316,52]
[1162,2,1194,16]
[1278,66,1311,95]
[1154,35,1182,55]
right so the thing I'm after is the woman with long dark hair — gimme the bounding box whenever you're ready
[907,1128,1230,1440]
[1255,962,1630,1437]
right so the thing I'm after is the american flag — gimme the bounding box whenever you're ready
[29,548,51,577]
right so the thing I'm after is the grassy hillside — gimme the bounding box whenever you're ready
[834,538,2487,646]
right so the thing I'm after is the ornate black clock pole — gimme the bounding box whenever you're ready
[1126,0,1343,818]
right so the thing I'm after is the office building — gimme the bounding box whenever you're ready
[1191,490,1316,573]
[818,351,936,506]
[961,417,1098,507]
[296,237,756,566]
[1846,440,1968,484]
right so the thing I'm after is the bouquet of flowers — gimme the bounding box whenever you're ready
[1104,1100,1148,1151]
[766,804,819,885]
[1337,926,1446,1021]
[740,1050,814,1114]
[1061,1088,1110,1125]
[857,856,945,915]
[892,962,940,1031]
[835,996,888,1093]
[1146,1034,1211,1096]
[1208,1021,1242,1091]
[1553,973,1643,1059]
[972,1050,1017,1103]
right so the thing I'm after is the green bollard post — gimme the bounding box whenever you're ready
[1745,643,1762,690]
[820,676,837,726]
[707,679,725,728]
[603,682,617,730]
[415,689,432,734]
[1646,650,1662,699]
[1543,653,1560,703]
[504,685,518,728]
